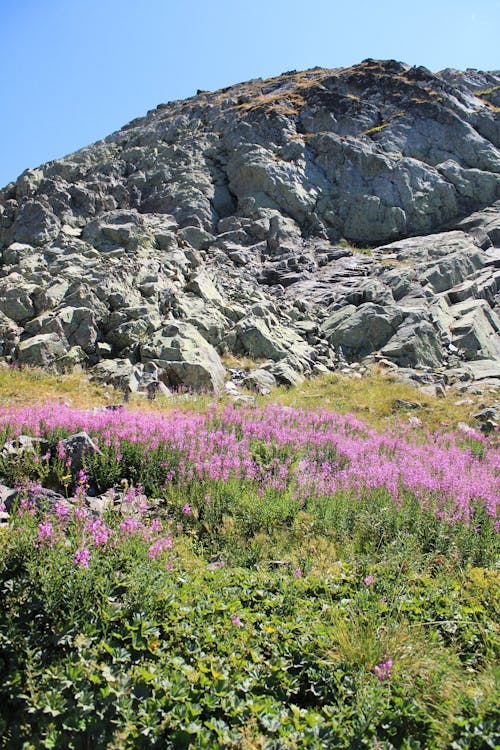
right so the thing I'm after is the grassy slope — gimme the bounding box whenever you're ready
[0,367,498,749]
[1,365,497,431]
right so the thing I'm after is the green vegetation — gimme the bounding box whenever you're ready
[0,366,112,408]
[1,517,498,749]
[0,368,498,748]
[474,87,499,98]
[270,369,498,432]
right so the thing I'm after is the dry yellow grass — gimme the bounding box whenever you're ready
[0,364,497,434]
[267,370,498,432]
[0,366,114,409]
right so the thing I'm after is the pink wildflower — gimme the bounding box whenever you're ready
[54,499,70,520]
[19,498,36,516]
[120,517,142,535]
[150,518,162,532]
[84,519,110,547]
[74,548,90,568]
[374,659,393,681]
[231,615,242,627]
[147,535,173,560]
[36,522,54,547]
[182,503,191,515]
[364,575,375,586]
[293,568,302,578]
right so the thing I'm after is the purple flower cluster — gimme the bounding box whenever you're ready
[84,518,111,547]
[36,522,54,548]
[74,547,91,568]
[147,534,173,560]
[0,402,497,529]
[374,658,393,681]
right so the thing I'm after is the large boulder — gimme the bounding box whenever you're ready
[0,276,36,323]
[41,306,99,353]
[17,333,67,367]
[381,317,444,368]
[11,200,61,246]
[91,358,140,391]
[449,300,500,360]
[140,321,225,392]
[232,315,314,371]
[324,303,404,358]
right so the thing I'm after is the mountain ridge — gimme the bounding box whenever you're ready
[0,59,499,395]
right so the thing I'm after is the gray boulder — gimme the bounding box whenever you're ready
[232,315,315,373]
[17,333,67,368]
[0,276,36,323]
[324,303,404,357]
[11,200,61,246]
[91,359,142,392]
[140,321,225,392]
[62,432,101,474]
[268,361,305,387]
[449,300,500,360]
[381,318,444,368]
[242,368,277,393]
[0,311,22,356]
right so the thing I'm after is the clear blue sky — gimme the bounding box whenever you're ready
[1,0,499,188]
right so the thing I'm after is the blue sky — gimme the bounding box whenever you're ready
[1,0,499,188]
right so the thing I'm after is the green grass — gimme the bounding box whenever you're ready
[269,369,498,432]
[1,506,498,749]
[0,366,113,409]
[361,122,390,137]
[0,366,498,747]
[2,365,496,433]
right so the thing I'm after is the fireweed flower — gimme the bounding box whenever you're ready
[148,535,173,560]
[74,548,90,568]
[36,522,54,548]
[84,519,111,547]
[150,518,162,532]
[0,402,497,530]
[18,498,36,516]
[120,517,143,535]
[77,469,89,485]
[54,499,70,520]
[374,659,393,681]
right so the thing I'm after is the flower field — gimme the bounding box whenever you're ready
[0,398,499,748]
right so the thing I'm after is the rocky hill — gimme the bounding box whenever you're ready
[0,59,499,395]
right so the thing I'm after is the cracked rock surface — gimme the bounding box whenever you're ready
[0,59,499,391]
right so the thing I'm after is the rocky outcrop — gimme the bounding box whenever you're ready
[0,60,499,391]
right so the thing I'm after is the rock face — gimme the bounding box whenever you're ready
[0,59,499,390]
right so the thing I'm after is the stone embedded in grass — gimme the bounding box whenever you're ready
[61,431,101,474]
